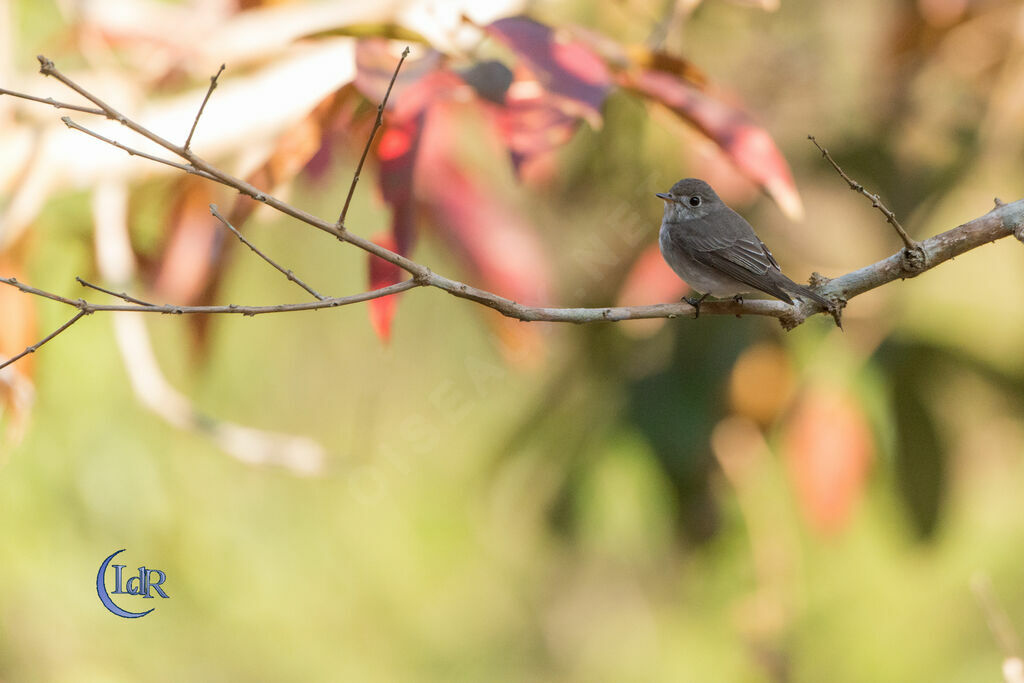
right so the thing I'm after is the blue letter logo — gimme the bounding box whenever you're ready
[97,549,169,618]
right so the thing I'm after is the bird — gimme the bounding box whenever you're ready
[656,178,833,317]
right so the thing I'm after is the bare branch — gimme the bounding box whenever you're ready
[0,86,105,115]
[209,204,325,300]
[0,310,88,372]
[336,45,410,229]
[2,53,1018,367]
[184,63,225,151]
[5,192,1015,333]
[60,115,218,181]
[808,135,919,252]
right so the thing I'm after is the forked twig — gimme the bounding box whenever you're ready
[336,46,411,229]
[210,204,325,300]
[76,277,157,306]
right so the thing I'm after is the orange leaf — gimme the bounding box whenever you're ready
[0,260,38,377]
[614,243,687,338]
[616,243,688,306]
[782,385,874,535]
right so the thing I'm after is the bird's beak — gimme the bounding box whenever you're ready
[655,192,672,201]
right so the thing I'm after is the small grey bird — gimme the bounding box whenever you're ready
[657,178,832,316]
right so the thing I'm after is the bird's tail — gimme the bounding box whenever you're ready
[778,274,834,310]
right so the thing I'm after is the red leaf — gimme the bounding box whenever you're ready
[377,111,425,255]
[362,67,464,342]
[486,16,611,127]
[417,104,553,363]
[782,385,874,535]
[621,68,803,220]
[363,108,426,342]
[418,165,551,308]
[489,66,580,183]
[367,232,403,343]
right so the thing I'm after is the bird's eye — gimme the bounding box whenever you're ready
[689,196,701,207]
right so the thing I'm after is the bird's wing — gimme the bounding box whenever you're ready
[669,213,794,303]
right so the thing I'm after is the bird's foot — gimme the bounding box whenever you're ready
[683,292,710,319]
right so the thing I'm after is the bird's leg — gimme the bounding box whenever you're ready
[683,292,710,319]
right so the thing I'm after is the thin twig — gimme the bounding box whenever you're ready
[76,277,157,306]
[336,46,410,229]
[184,63,225,151]
[808,135,918,251]
[60,116,218,181]
[209,204,325,300]
[0,310,88,372]
[0,86,105,115]
[0,275,418,316]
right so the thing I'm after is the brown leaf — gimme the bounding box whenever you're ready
[151,177,220,305]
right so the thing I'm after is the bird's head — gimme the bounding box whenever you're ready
[656,178,721,221]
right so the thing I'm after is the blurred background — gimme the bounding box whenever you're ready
[2,0,1024,680]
